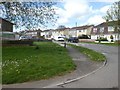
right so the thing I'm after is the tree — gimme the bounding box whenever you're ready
[103,1,120,21]
[57,25,66,29]
[103,0,120,40]
[0,2,58,30]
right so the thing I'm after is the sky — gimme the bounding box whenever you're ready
[0,0,118,32]
[49,0,115,29]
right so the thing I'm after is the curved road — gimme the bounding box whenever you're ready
[61,43,118,88]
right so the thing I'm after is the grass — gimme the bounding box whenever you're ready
[2,42,75,84]
[69,44,106,62]
[80,42,120,46]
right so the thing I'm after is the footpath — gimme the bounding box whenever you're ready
[3,42,103,88]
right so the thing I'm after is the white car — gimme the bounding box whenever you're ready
[19,36,29,40]
[57,37,64,41]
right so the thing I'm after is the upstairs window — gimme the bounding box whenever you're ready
[93,28,97,33]
[100,27,104,33]
[108,26,114,32]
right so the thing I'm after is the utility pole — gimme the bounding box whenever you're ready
[76,22,77,27]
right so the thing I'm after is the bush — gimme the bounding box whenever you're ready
[78,35,90,39]
[2,40,34,46]
[96,37,108,41]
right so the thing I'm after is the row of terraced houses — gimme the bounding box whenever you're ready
[40,21,119,42]
[1,18,119,42]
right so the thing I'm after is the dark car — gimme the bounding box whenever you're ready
[68,37,79,43]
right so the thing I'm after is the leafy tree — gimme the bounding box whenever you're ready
[0,2,58,30]
[103,1,120,41]
[57,25,66,29]
[103,1,120,21]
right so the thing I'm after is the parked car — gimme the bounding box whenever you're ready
[19,36,29,40]
[19,36,33,40]
[53,36,65,41]
[68,37,79,43]
[57,36,64,41]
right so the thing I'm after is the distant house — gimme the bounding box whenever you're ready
[25,29,42,38]
[41,29,53,39]
[91,21,119,41]
[69,25,93,37]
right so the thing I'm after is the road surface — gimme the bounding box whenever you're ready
[58,43,118,88]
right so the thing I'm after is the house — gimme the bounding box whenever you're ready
[41,25,94,40]
[25,29,42,38]
[41,29,53,40]
[91,21,119,41]
[51,28,70,40]
[0,18,17,40]
[0,18,14,32]
[69,25,94,37]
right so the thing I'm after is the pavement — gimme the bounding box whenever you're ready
[3,42,105,89]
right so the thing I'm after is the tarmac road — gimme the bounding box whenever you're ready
[60,43,118,88]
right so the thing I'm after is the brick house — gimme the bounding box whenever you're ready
[91,21,119,41]
[0,18,14,32]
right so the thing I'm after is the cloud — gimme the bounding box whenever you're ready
[53,0,92,25]
[86,15,106,25]
[64,0,90,18]
[53,0,112,27]
[100,5,111,13]
[83,4,111,25]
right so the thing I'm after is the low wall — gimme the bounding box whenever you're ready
[79,39,95,42]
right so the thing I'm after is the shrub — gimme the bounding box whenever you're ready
[2,40,33,46]
[78,35,90,39]
[96,37,108,41]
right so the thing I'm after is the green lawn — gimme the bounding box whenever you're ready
[2,42,75,84]
[69,44,106,62]
[80,42,119,46]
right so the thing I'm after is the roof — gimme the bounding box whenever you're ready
[0,18,15,25]
[55,27,70,31]
[95,20,119,27]
[71,25,94,30]
[26,29,42,32]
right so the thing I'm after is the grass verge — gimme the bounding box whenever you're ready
[2,42,75,84]
[69,44,106,62]
[80,42,120,46]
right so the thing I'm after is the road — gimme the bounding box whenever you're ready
[57,43,118,88]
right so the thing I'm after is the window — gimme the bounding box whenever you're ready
[108,26,114,32]
[100,27,104,33]
[93,28,97,33]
